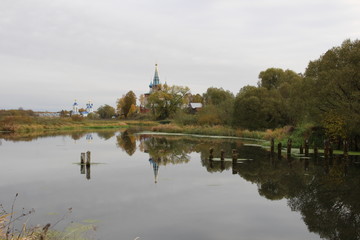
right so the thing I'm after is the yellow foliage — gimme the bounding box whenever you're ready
[128,104,137,117]
[322,112,348,140]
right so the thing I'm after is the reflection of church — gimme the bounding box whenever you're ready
[149,158,159,184]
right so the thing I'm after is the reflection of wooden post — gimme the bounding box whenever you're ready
[304,159,309,171]
[86,164,91,180]
[305,139,309,157]
[220,149,225,161]
[86,151,91,166]
[270,139,274,154]
[329,145,333,159]
[324,140,329,172]
[314,147,318,159]
[277,143,282,159]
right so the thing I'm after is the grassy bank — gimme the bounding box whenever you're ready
[150,124,327,148]
[0,116,162,133]
[151,124,274,140]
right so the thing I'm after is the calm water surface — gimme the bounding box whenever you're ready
[0,130,359,240]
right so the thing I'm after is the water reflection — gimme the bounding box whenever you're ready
[2,130,360,240]
[116,130,136,156]
[97,131,116,140]
[149,158,159,184]
[136,133,360,240]
[86,134,93,142]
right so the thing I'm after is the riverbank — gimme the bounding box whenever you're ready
[0,117,158,133]
[0,115,349,152]
[150,123,290,143]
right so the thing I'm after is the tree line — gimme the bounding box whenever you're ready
[115,39,358,142]
[60,39,360,144]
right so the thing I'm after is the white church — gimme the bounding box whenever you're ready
[72,100,94,117]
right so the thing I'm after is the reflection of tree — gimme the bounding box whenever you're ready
[287,161,360,240]
[71,132,87,140]
[141,136,191,165]
[97,131,115,140]
[116,130,136,156]
[223,148,360,240]
[186,136,360,240]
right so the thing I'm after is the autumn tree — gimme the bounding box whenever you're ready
[117,91,137,118]
[146,84,190,120]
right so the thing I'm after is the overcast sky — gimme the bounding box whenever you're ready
[1,0,359,111]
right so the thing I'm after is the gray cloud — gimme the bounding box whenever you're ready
[0,0,359,111]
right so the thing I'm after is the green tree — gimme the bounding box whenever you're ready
[97,104,115,119]
[233,86,286,130]
[199,87,234,125]
[203,87,234,105]
[258,68,301,90]
[190,93,203,103]
[117,91,137,118]
[304,39,360,137]
[147,84,190,120]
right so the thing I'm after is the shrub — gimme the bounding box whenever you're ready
[71,115,84,122]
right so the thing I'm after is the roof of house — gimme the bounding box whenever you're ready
[189,103,203,109]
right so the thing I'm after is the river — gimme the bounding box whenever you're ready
[0,130,359,240]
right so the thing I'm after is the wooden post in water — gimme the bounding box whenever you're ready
[80,152,85,174]
[299,145,303,154]
[232,149,238,174]
[277,142,282,159]
[343,140,349,159]
[86,151,91,165]
[81,153,85,165]
[209,148,214,161]
[305,139,309,157]
[324,140,329,157]
[287,139,292,156]
[232,149,238,164]
[220,149,225,161]
[270,138,274,155]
